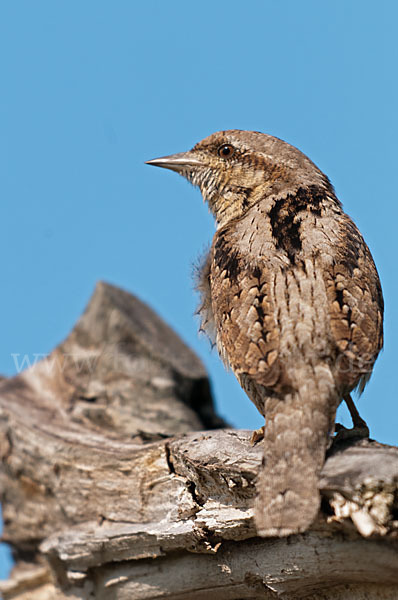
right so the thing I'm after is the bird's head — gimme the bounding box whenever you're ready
[147,130,330,228]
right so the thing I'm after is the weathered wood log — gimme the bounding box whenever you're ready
[0,282,397,599]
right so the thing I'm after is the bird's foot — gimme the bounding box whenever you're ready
[334,420,369,442]
[250,425,265,445]
[334,393,370,442]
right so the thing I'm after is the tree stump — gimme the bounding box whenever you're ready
[0,282,397,599]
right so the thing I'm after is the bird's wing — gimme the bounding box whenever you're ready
[322,213,384,391]
[208,225,281,391]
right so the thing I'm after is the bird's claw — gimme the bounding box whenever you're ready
[335,393,370,441]
[250,425,265,445]
[334,421,370,442]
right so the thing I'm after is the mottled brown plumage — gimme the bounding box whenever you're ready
[147,130,383,536]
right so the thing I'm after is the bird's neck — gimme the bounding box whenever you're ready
[206,178,337,230]
[206,184,268,229]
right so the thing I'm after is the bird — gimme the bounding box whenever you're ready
[146,130,384,537]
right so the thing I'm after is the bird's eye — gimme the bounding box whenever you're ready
[218,144,235,158]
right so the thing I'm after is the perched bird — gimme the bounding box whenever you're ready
[146,130,383,537]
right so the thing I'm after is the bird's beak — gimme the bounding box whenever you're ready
[146,151,202,173]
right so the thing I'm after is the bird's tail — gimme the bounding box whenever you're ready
[254,364,339,537]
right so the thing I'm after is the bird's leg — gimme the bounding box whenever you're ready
[334,393,370,440]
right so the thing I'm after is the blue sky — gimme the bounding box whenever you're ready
[1,0,397,579]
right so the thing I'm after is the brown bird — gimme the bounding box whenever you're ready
[147,130,383,536]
